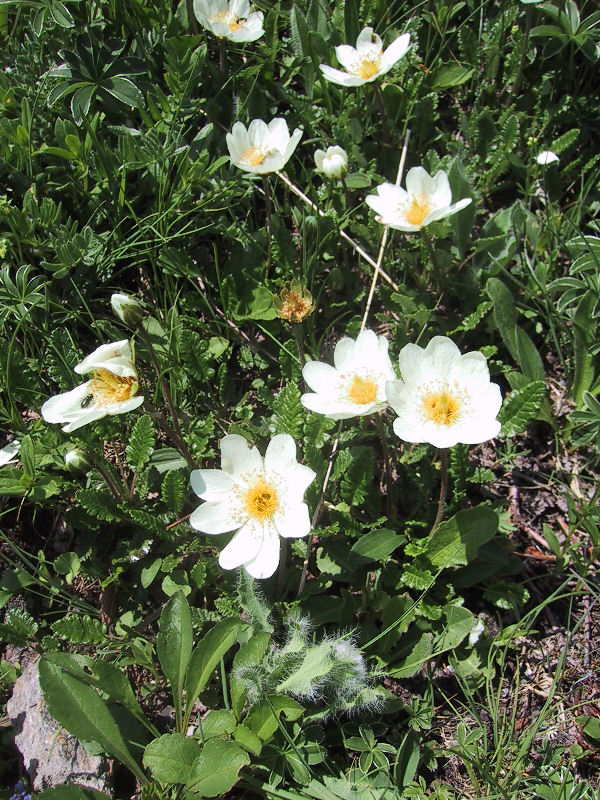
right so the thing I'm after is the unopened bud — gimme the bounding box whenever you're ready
[272,280,314,323]
[110,293,145,327]
[64,448,91,475]
[314,146,348,180]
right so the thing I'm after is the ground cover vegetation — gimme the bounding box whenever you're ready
[0,0,599,797]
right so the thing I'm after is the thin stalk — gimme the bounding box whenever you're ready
[219,39,226,81]
[276,171,400,292]
[375,414,394,522]
[373,83,389,145]
[361,128,410,331]
[92,456,127,502]
[432,448,449,531]
[422,228,442,287]
[293,321,306,365]
[263,175,273,273]
[277,538,289,599]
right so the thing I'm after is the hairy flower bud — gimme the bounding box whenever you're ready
[110,293,146,327]
[64,448,92,475]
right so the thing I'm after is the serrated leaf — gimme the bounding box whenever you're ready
[339,446,374,505]
[126,414,155,471]
[499,380,546,436]
[76,488,122,522]
[273,381,303,437]
[0,608,38,645]
[161,469,186,513]
[51,614,105,644]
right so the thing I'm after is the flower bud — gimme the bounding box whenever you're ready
[272,280,314,323]
[314,146,348,179]
[64,448,91,475]
[110,293,146,327]
[536,150,559,166]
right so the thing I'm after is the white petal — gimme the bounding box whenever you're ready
[106,395,144,415]
[314,149,326,171]
[41,381,94,423]
[422,197,472,225]
[0,440,20,466]
[220,434,263,477]
[319,64,365,86]
[74,340,135,377]
[281,127,302,166]
[190,468,234,500]
[300,393,374,420]
[356,27,381,52]
[405,167,435,198]
[537,150,559,165]
[267,117,290,151]
[243,526,280,578]
[424,336,461,376]
[230,0,249,15]
[190,500,239,534]
[264,433,296,474]
[274,502,311,539]
[279,463,316,503]
[218,519,263,570]
[380,32,411,70]
[427,170,453,208]
[335,44,358,71]
[385,378,407,414]
[333,336,356,369]
[248,118,268,146]
[302,360,339,393]
[397,343,427,384]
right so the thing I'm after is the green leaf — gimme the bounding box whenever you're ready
[436,604,474,652]
[273,381,304,438]
[572,292,595,403]
[389,632,434,678]
[103,76,143,108]
[339,446,374,505]
[161,469,187,514]
[350,529,402,562]
[244,694,304,741]
[143,733,199,784]
[426,506,499,568]
[126,414,155,471]
[75,488,122,522]
[19,434,35,478]
[199,709,236,740]
[51,614,105,644]
[499,380,546,436]
[36,785,112,799]
[184,620,244,726]
[187,738,250,796]
[344,0,359,44]
[233,723,263,755]
[394,729,420,788]
[141,557,162,589]
[290,4,310,58]
[157,592,193,727]
[38,658,145,782]
[431,62,475,90]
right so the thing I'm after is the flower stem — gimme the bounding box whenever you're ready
[432,448,449,531]
[373,84,389,145]
[92,456,127,502]
[375,414,394,522]
[276,171,400,293]
[219,39,226,82]
[263,175,273,274]
[293,322,306,365]
[421,229,442,287]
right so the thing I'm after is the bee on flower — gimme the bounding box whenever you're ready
[227,118,303,175]
[41,340,144,432]
[301,329,395,420]
[320,26,410,87]
[366,167,472,232]
[193,0,264,42]
[190,434,316,579]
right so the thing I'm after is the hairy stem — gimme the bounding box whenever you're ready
[432,448,449,531]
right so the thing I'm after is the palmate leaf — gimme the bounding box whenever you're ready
[126,414,155,471]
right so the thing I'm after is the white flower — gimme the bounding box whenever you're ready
[0,440,20,466]
[41,340,144,433]
[190,434,316,579]
[385,336,502,448]
[193,0,264,42]
[227,118,302,175]
[469,617,485,646]
[111,293,145,327]
[301,329,395,420]
[366,167,472,232]
[320,26,410,87]
[314,145,348,179]
[536,150,559,166]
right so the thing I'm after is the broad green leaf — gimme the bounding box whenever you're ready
[184,620,243,726]
[426,506,499,568]
[394,729,420,788]
[104,76,143,108]
[157,592,193,728]
[436,604,474,652]
[187,738,250,796]
[141,557,162,589]
[389,632,434,678]
[36,786,112,799]
[244,694,304,741]
[344,0,359,43]
[276,641,334,695]
[572,292,595,403]
[431,62,475,90]
[233,723,262,755]
[350,529,402,562]
[143,733,199,784]
[198,709,236,741]
[230,631,271,720]
[486,277,518,359]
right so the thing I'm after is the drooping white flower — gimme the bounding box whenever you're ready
[301,329,395,420]
[190,434,316,579]
[314,145,348,179]
[320,26,410,87]
[193,0,264,42]
[385,336,502,448]
[111,293,145,327]
[227,118,303,175]
[536,150,559,166]
[0,440,20,466]
[41,340,144,433]
[366,167,472,232]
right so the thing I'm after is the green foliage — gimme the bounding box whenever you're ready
[51,613,105,643]
[126,414,156,472]
[0,607,38,645]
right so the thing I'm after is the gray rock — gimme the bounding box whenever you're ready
[7,661,113,795]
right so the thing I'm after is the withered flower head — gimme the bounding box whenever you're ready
[273,280,314,323]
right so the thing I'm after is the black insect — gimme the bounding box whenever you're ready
[80,394,94,408]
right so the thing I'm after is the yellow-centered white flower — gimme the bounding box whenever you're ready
[193,0,264,42]
[385,336,502,448]
[314,145,348,179]
[366,167,472,232]
[320,26,410,87]
[227,118,302,175]
[190,434,316,579]
[301,330,395,420]
[41,340,144,433]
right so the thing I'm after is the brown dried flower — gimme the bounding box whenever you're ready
[272,280,314,323]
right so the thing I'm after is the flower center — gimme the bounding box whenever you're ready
[347,375,378,405]
[209,10,242,31]
[244,478,279,520]
[422,390,461,426]
[357,55,381,80]
[241,145,268,166]
[89,369,137,407]
[403,194,433,227]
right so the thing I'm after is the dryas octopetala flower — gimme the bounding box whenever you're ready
[314,145,348,179]
[111,293,145,327]
[301,329,396,420]
[41,340,144,433]
[385,336,502,448]
[273,280,314,323]
[227,118,302,175]
[366,167,472,232]
[193,0,264,42]
[190,434,316,579]
[320,26,410,87]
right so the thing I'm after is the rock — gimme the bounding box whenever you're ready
[7,661,113,795]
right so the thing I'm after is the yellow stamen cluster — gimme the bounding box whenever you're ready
[403,194,433,227]
[357,55,381,80]
[273,282,314,323]
[347,375,378,405]
[240,145,268,166]
[422,390,461,426]
[209,10,242,31]
[89,369,137,406]
[244,478,279,520]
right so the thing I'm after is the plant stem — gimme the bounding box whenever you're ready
[92,456,127,502]
[263,175,273,274]
[219,39,226,82]
[432,448,449,531]
[422,228,442,287]
[375,414,394,522]
[276,170,400,292]
[293,321,306,365]
[373,83,389,145]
